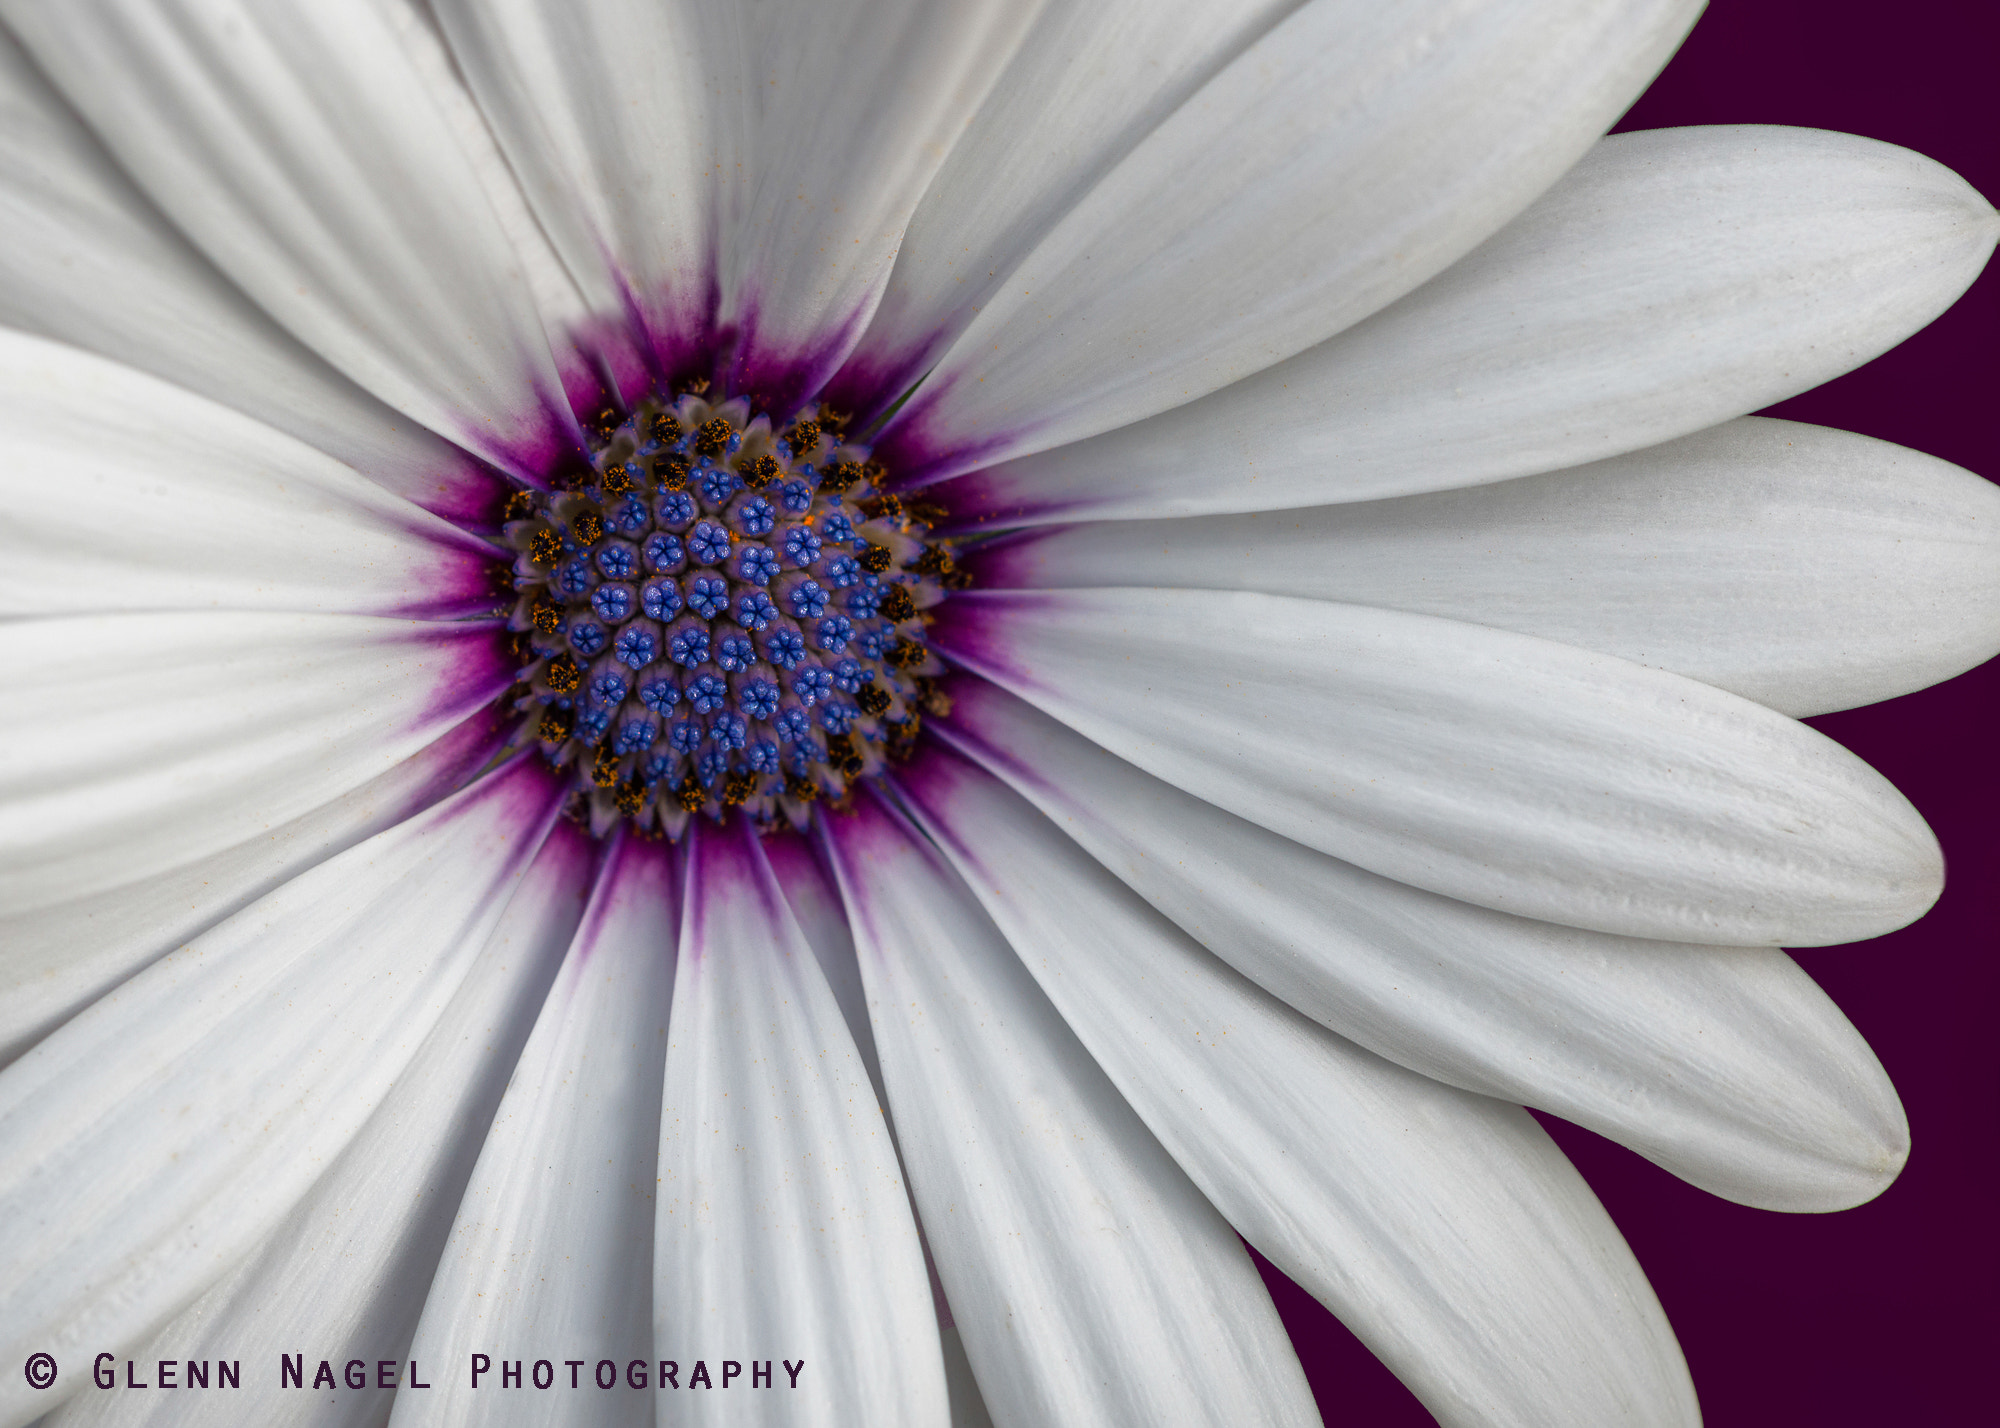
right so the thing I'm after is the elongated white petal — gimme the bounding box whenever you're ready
[0,331,498,620]
[40,828,593,1428]
[0,758,564,1428]
[834,0,1303,412]
[765,831,886,1104]
[898,751,1697,1428]
[974,418,2000,718]
[0,27,503,522]
[384,3,597,341]
[935,589,1941,945]
[882,0,1697,482]
[692,0,1042,409]
[657,820,944,1425]
[937,680,1909,1211]
[398,835,675,1428]
[823,795,1320,1428]
[0,612,512,914]
[386,1,650,437]
[938,126,2000,522]
[3,0,578,476]
[764,833,1000,1423]
[429,0,708,370]
[0,713,506,1069]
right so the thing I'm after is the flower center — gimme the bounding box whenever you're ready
[497,386,957,838]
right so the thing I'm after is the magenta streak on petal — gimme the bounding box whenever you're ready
[813,786,926,968]
[555,263,716,424]
[390,705,521,807]
[536,817,602,900]
[680,814,794,968]
[815,339,933,435]
[411,449,519,529]
[920,675,1053,794]
[925,465,1096,535]
[924,590,1063,696]
[881,742,1006,886]
[392,527,510,622]
[567,829,678,969]
[720,297,879,422]
[408,619,518,734]
[566,827,631,969]
[555,340,619,426]
[762,825,840,916]
[870,371,1030,492]
[473,377,591,492]
[623,266,721,392]
[584,316,659,412]
[424,744,569,859]
[556,297,680,423]
[954,527,1066,589]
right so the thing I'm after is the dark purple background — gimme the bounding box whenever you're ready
[1263,4,2000,1421]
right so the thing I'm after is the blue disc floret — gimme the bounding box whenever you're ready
[499,388,955,837]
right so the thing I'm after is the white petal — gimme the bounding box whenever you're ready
[936,680,1909,1211]
[765,830,886,1105]
[833,0,1303,413]
[975,417,2000,718]
[397,835,675,1428]
[694,0,1043,409]
[934,589,1941,945]
[936,126,2000,522]
[880,0,1698,482]
[656,819,945,1425]
[39,827,592,1428]
[0,27,504,523]
[898,750,1698,1428]
[0,331,499,619]
[384,3,655,431]
[0,757,565,1428]
[0,713,506,1069]
[383,3,599,356]
[3,0,578,476]
[0,612,512,915]
[429,0,709,370]
[822,795,1320,1428]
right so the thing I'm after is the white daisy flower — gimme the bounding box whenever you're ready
[1,2,1995,1427]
